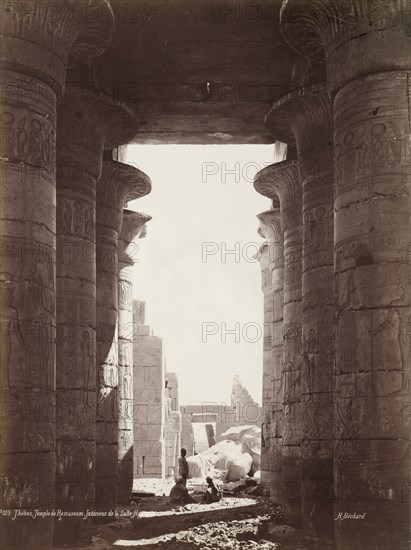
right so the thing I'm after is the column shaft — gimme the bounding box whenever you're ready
[266,82,335,540]
[117,255,134,502]
[280,2,411,547]
[55,90,137,537]
[96,216,119,509]
[118,209,151,502]
[1,68,57,550]
[257,208,284,499]
[254,161,302,523]
[0,2,114,548]
[334,71,410,548]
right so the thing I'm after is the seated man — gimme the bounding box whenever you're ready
[202,476,222,504]
[169,477,195,505]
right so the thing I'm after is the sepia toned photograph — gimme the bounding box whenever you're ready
[0,0,410,549]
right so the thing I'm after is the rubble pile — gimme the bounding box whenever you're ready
[187,426,261,483]
[113,516,276,549]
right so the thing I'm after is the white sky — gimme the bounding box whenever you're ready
[126,144,281,407]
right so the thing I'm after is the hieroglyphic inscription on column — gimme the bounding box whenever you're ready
[257,208,284,500]
[333,73,411,548]
[118,208,151,503]
[254,161,302,522]
[265,82,335,540]
[280,1,411,547]
[55,86,137,539]
[0,70,57,550]
[96,161,150,509]
[1,2,115,548]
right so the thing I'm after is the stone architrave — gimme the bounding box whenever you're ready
[117,207,152,503]
[254,161,302,524]
[55,84,138,538]
[0,2,114,549]
[256,206,284,500]
[96,165,151,508]
[265,82,334,541]
[281,2,411,548]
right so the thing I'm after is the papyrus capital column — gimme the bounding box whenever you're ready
[118,209,152,503]
[0,0,115,97]
[280,0,411,95]
[266,82,335,541]
[280,3,411,547]
[55,83,138,541]
[0,3,114,549]
[256,207,284,500]
[254,160,302,523]
[96,163,151,511]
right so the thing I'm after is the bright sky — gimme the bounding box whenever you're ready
[126,144,282,407]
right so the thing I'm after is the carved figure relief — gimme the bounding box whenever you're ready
[1,111,55,169]
[57,198,94,240]
[370,310,403,372]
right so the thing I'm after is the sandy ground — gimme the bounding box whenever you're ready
[54,478,334,550]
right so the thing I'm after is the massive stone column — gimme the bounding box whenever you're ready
[254,161,302,523]
[281,2,411,548]
[255,236,273,494]
[256,206,284,498]
[0,2,114,549]
[265,83,334,541]
[55,87,137,538]
[97,166,151,509]
[117,207,152,503]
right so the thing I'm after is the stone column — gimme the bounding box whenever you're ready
[96,166,151,509]
[256,206,284,498]
[55,88,137,538]
[281,2,411,548]
[117,207,152,504]
[265,82,334,541]
[0,2,114,549]
[254,161,302,523]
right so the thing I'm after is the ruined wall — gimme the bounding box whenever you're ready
[133,300,165,477]
[231,375,262,426]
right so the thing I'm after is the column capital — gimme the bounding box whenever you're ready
[97,161,151,232]
[57,85,138,185]
[280,0,411,94]
[256,209,284,279]
[60,82,138,149]
[119,209,152,267]
[0,0,115,96]
[265,81,333,149]
[254,160,300,232]
[257,209,282,245]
